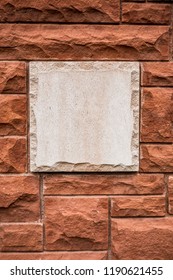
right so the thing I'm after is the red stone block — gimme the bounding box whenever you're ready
[112,218,173,259]
[0,176,40,222]
[0,62,26,93]
[0,95,27,136]
[122,3,171,24]
[111,196,165,217]
[0,0,120,23]
[44,174,165,195]
[141,88,173,142]
[142,63,173,86]
[0,25,169,60]
[0,137,27,173]
[0,224,43,252]
[0,251,108,260]
[140,145,173,172]
[44,197,108,251]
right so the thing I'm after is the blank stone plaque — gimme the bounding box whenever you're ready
[30,62,139,172]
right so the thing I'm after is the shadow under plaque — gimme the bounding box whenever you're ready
[29,62,139,172]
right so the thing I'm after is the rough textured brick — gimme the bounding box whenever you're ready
[0,95,26,136]
[0,25,169,60]
[0,251,108,260]
[0,137,27,173]
[140,145,173,172]
[0,224,43,252]
[0,62,26,93]
[168,177,173,214]
[44,197,108,251]
[111,218,173,259]
[142,63,173,86]
[0,0,120,23]
[0,176,40,222]
[122,3,171,24]
[44,174,165,195]
[141,88,173,143]
[111,196,165,217]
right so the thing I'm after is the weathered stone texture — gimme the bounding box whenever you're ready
[45,197,108,251]
[0,25,169,60]
[0,176,40,222]
[30,62,139,172]
[44,174,165,195]
[112,218,173,259]
[122,3,171,24]
[142,63,173,86]
[0,95,26,136]
[141,88,173,143]
[0,224,43,252]
[0,0,120,23]
[168,177,173,214]
[140,145,173,172]
[0,251,108,260]
[111,196,165,217]
[0,62,26,93]
[0,137,27,173]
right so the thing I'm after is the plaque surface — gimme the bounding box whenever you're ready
[30,62,139,172]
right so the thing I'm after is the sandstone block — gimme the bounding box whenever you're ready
[122,3,171,24]
[0,137,27,173]
[44,174,165,195]
[111,196,165,217]
[44,197,108,251]
[0,224,43,252]
[0,176,40,222]
[0,0,120,23]
[30,62,139,172]
[0,62,26,93]
[112,218,173,259]
[141,88,173,142]
[0,25,169,60]
[0,251,108,260]
[142,63,173,86]
[0,95,26,136]
[140,145,173,172]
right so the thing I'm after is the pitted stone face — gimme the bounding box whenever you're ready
[29,62,139,172]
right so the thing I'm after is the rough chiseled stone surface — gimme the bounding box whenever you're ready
[141,88,173,143]
[44,174,165,195]
[112,218,173,259]
[0,62,26,93]
[168,177,173,214]
[140,145,173,172]
[30,62,139,172]
[44,197,108,251]
[111,196,165,217]
[0,224,43,252]
[142,63,173,86]
[122,3,171,24]
[0,251,108,260]
[0,0,120,23]
[0,25,169,60]
[0,137,26,173]
[0,95,26,136]
[0,176,40,222]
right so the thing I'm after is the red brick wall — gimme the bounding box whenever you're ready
[0,0,173,260]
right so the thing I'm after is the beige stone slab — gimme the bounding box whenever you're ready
[29,62,139,172]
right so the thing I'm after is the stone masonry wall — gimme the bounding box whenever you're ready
[0,0,173,260]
